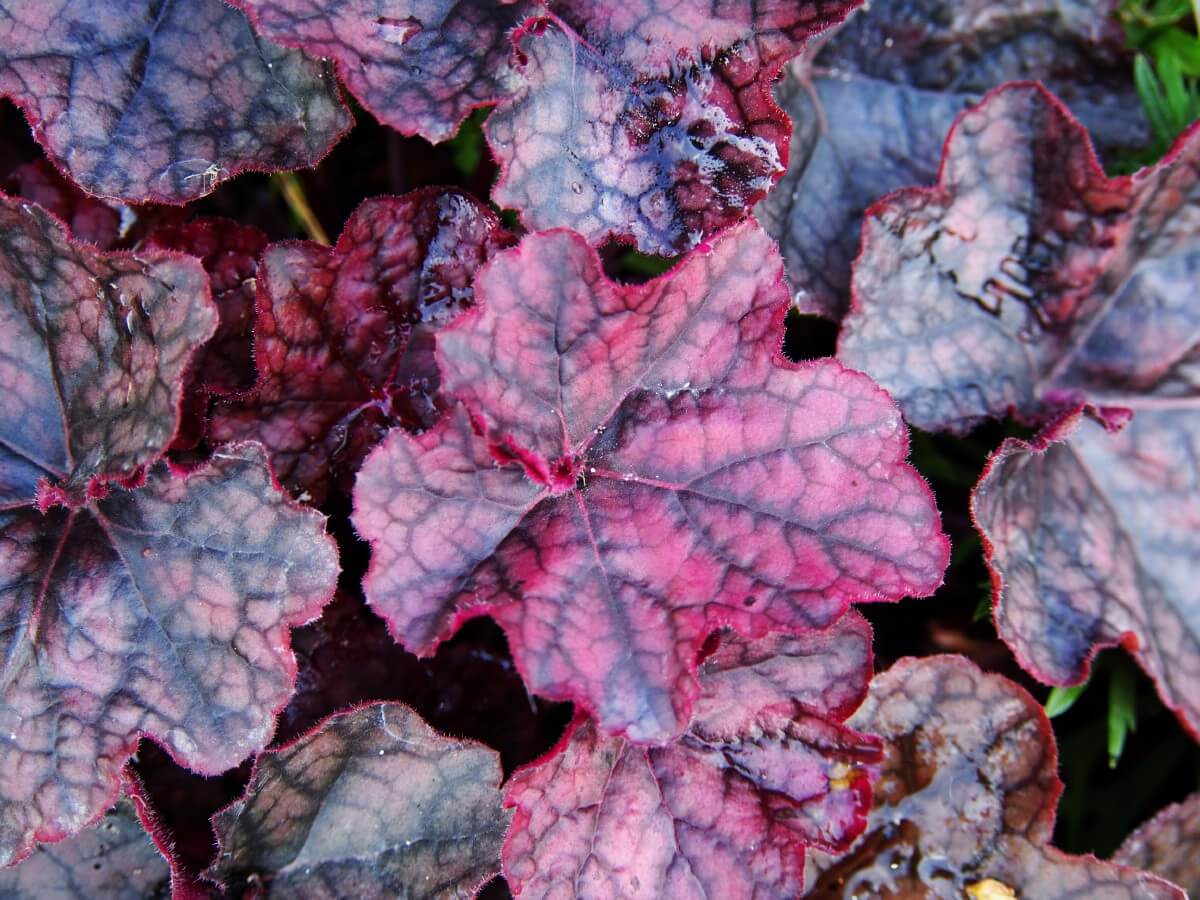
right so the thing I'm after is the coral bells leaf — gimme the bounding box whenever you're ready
[758,0,1143,320]
[0,196,338,865]
[1114,792,1200,896]
[804,656,1185,899]
[145,218,269,453]
[839,83,1200,434]
[502,614,881,899]
[0,193,215,506]
[227,0,860,253]
[228,0,532,143]
[0,445,339,866]
[206,702,511,898]
[0,797,171,898]
[353,220,947,743]
[0,0,351,203]
[973,408,1200,739]
[487,1,861,254]
[844,84,1200,736]
[210,189,514,506]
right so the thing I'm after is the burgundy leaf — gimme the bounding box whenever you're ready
[144,219,268,454]
[0,796,171,899]
[804,656,1185,899]
[206,702,511,899]
[0,444,339,866]
[145,219,268,401]
[0,0,351,203]
[353,221,947,742]
[838,83,1200,434]
[757,0,1144,320]
[487,1,861,254]
[0,192,215,506]
[503,613,881,899]
[972,407,1200,739]
[228,0,533,143]
[210,188,514,506]
[1113,793,1200,896]
[3,160,121,249]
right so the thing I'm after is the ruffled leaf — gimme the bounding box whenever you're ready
[210,189,514,506]
[206,702,511,899]
[1113,792,1200,896]
[0,0,351,203]
[487,1,860,254]
[503,614,881,898]
[838,83,1200,434]
[758,0,1147,320]
[0,444,339,866]
[353,220,947,743]
[804,656,1185,899]
[973,408,1200,739]
[228,0,532,143]
[0,192,214,506]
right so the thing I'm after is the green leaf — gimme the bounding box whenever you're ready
[1107,662,1139,768]
[1149,28,1200,76]
[1045,683,1089,718]
[1135,54,1176,146]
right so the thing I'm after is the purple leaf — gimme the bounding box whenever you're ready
[804,656,1185,899]
[0,192,215,506]
[1113,793,1200,896]
[206,702,511,899]
[228,0,533,143]
[0,796,171,898]
[758,0,1146,321]
[487,1,860,254]
[973,407,1200,739]
[0,0,351,203]
[0,444,339,866]
[838,83,1200,434]
[353,220,947,743]
[503,614,881,898]
[210,188,514,506]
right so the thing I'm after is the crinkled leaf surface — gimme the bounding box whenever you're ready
[206,702,511,899]
[838,83,1200,434]
[0,797,171,899]
[145,218,268,454]
[353,220,947,743]
[145,219,267,401]
[756,0,1145,320]
[0,0,351,203]
[0,444,338,866]
[3,160,120,249]
[503,613,881,899]
[1113,792,1200,896]
[210,189,513,506]
[228,0,532,143]
[973,408,1200,738]
[804,656,1184,899]
[0,192,214,505]
[485,0,860,254]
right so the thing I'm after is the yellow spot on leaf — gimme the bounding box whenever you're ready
[965,879,1017,900]
[828,762,858,791]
